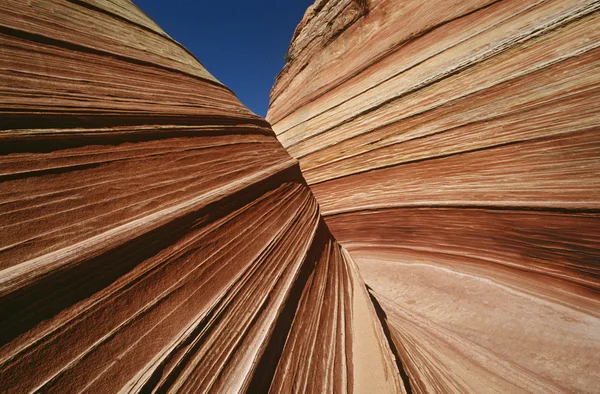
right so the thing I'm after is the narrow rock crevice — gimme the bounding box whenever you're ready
[366,287,414,394]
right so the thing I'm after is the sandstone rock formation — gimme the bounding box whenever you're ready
[1,0,599,393]
[268,0,600,393]
[0,1,402,392]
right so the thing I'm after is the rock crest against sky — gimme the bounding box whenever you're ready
[131,0,315,117]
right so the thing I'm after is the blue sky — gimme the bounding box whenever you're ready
[132,0,314,117]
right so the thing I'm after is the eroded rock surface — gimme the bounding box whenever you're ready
[269,0,600,393]
[0,1,401,392]
[2,0,599,392]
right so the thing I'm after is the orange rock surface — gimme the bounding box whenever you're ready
[0,1,401,392]
[268,0,600,393]
[1,0,599,393]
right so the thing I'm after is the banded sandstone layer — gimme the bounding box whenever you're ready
[268,0,600,393]
[1,0,599,393]
[0,1,403,393]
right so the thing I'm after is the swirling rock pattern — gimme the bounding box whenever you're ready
[0,1,401,393]
[2,0,599,393]
[268,0,600,393]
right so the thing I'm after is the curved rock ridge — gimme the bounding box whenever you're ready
[0,1,403,393]
[268,0,600,393]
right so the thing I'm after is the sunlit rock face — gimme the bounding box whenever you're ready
[2,0,599,392]
[268,0,600,393]
[0,1,404,393]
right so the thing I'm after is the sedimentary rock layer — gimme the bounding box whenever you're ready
[0,1,402,392]
[269,0,600,392]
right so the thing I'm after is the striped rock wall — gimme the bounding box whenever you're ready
[268,0,600,392]
[0,1,404,392]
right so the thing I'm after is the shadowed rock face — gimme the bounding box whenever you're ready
[268,0,600,393]
[0,0,598,393]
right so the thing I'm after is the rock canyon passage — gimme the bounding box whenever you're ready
[0,0,599,393]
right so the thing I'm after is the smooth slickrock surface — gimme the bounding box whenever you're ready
[269,0,600,393]
[0,1,401,392]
